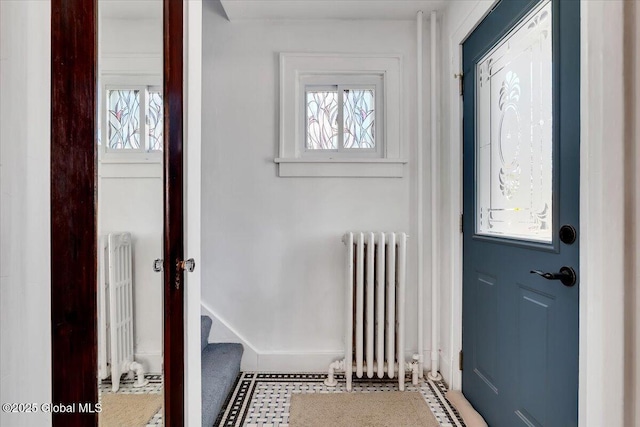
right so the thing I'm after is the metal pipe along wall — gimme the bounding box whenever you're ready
[429,10,442,381]
[416,10,425,379]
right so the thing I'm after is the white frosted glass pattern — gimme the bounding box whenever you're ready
[147,90,163,151]
[107,89,141,149]
[475,0,553,243]
[306,90,339,150]
[343,89,375,149]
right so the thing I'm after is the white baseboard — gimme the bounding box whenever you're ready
[135,352,163,374]
[439,353,452,387]
[418,350,458,389]
[201,303,340,371]
[421,350,432,377]
[256,350,422,372]
[200,302,259,371]
[257,351,344,372]
[201,303,421,373]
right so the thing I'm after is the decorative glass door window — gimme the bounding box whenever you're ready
[102,86,163,153]
[475,0,553,243]
[305,85,379,155]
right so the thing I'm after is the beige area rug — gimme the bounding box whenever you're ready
[289,392,439,427]
[99,394,162,427]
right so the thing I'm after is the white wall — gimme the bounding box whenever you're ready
[0,1,52,426]
[98,15,164,373]
[98,168,164,372]
[201,0,434,371]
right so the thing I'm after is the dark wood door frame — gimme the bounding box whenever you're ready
[163,0,185,425]
[50,0,184,425]
[51,2,98,425]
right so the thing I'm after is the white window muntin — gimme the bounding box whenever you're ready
[300,74,383,158]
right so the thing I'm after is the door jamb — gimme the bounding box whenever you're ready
[577,2,630,426]
[163,0,186,424]
[184,0,203,425]
[444,1,630,426]
[444,0,498,393]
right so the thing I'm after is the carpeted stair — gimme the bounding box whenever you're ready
[201,315,243,427]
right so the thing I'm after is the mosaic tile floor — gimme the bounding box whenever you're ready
[215,372,466,427]
[99,373,164,426]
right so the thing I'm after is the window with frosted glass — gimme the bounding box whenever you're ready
[343,89,375,149]
[147,90,163,151]
[107,90,141,149]
[306,87,376,151]
[306,90,339,150]
[475,0,553,242]
[104,87,163,153]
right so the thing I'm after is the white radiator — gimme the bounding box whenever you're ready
[326,232,419,391]
[97,232,148,391]
[98,236,110,381]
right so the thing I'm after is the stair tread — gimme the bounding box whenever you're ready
[201,342,243,427]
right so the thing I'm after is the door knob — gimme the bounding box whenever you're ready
[530,266,577,287]
[153,258,163,272]
[179,258,196,273]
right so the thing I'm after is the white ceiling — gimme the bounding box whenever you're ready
[219,0,448,21]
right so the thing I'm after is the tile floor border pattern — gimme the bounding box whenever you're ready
[99,373,164,426]
[215,372,466,427]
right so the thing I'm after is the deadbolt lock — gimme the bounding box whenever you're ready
[559,224,577,244]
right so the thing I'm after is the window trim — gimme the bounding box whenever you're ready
[99,74,163,163]
[277,53,407,177]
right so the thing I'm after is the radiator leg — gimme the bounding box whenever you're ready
[129,361,149,388]
[411,354,420,386]
[404,355,421,387]
[324,359,343,387]
[111,362,122,392]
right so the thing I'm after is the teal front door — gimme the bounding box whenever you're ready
[462,1,580,426]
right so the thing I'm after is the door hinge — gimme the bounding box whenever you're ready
[454,72,464,96]
[459,350,463,371]
[460,213,464,234]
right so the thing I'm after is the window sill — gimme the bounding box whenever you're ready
[99,153,163,164]
[98,161,163,179]
[274,158,408,178]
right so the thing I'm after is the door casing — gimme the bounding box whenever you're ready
[50,0,186,425]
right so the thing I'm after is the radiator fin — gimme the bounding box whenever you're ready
[344,231,408,391]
